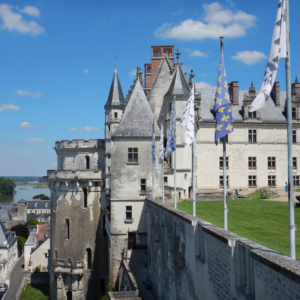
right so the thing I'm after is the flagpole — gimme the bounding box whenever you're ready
[192,87,196,217]
[285,0,295,259]
[162,114,165,203]
[174,96,177,209]
[152,120,155,200]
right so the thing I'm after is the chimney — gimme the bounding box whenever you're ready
[228,81,239,105]
[292,76,300,99]
[271,82,280,107]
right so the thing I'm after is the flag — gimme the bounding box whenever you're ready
[165,101,176,158]
[152,120,159,173]
[180,83,195,146]
[214,42,233,145]
[249,0,286,112]
[159,118,164,164]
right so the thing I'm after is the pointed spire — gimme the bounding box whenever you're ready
[296,76,298,83]
[176,48,181,62]
[104,67,125,109]
[165,65,190,97]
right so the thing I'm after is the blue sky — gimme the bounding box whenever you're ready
[0,0,299,176]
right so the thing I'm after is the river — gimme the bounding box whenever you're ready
[0,182,51,206]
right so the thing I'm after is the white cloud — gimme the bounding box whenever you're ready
[129,69,136,76]
[18,121,38,128]
[20,6,40,17]
[226,0,235,6]
[182,65,192,73]
[83,68,89,74]
[69,126,100,132]
[25,137,44,143]
[0,4,44,35]
[231,50,267,65]
[195,82,216,89]
[154,2,255,40]
[0,104,20,112]
[198,73,207,77]
[15,90,43,98]
[189,50,207,57]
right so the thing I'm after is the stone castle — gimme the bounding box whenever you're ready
[47,45,300,299]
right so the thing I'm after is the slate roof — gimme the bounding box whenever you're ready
[112,80,160,138]
[104,67,125,109]
[17,199,27,203]
[0,209,11,223]
[165,64,190,97]
[198,88,288,123]
[0,221,15,246]
[27,200,51,209]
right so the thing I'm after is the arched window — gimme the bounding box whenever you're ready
[67,291,72,300]
[54,250,58,259]
[153,47,161,57]
[85,156,90,169]
[83,188,88,208]
[86,248,92,270]
[65,218,70,240]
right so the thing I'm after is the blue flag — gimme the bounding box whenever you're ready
[165,101,176,158]
[214,46,233,145]
[152,120,159,172]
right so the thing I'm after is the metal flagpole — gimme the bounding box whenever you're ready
[192,136,196,216]
[162,114,165,203]
[285,0,296,259]
[152,120,156,200]
[174,96,177,209]
[223,137,228,230]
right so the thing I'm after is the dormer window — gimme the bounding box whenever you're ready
[248,111,256,119]
[35,203,38,207]
[46,203,48,208]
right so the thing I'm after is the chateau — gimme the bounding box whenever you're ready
[47,45,300,299]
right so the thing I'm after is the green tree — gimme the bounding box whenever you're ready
[27,219,39,226]
[17,236,26,247]
[33,194,50,200]
[11,223,30,239]
[0,177,16,196]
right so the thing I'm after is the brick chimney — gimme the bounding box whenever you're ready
[292,76,300,99]
[144,45,174,88]
[271,82,280,107]
[228,81,239,105]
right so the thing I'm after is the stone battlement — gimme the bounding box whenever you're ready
[54,139,105,149]
[47,169,103,180]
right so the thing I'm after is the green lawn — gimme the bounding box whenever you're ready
[177,191,300,259]
[21,284,49,300]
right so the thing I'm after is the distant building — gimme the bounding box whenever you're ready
[27,200,51,215]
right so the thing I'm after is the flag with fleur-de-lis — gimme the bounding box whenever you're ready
[165,101,176,158]
[249,0,286,112]
[214,43,233,145]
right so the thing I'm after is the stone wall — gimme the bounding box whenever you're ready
[146,198,300,300]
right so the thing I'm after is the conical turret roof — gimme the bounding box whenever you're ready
[105,67,125,109]
[165,64,190,97]
[112,80,160,138]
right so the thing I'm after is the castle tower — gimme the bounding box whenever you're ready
[48,139,107,300]
[104,66,125,200]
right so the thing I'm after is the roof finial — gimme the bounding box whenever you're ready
[189,69,195,84]
[176,48,181,62]
[115,49,117,69]
[296,76,298,83]
[251,81,254,88]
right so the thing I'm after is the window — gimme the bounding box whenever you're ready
[128,148,138,162]
[248,176,257,187]
[146,65,152,74]
[100,278,106,294]
[40,210,42,213]
[293,130,297,143]
[35,210,37,214]
[248,111,257,119]
[248,157,257,169]
[30,210,32,213]
[85,156,90,169]
[108,167,110,174]
[219,175,229,187]
[248,130,257,143]
[168,102,172,112]
[65,218,70,240]
[293,157,297,169]
[86,248,92,270]
[126,206,132,220]
[83,188,88,208]
[219,157,229,169]
[292,107,296,119]
[141,179,146,193]
[54,250,58,259]
[268,157,276,170]
[184,174,187,179]
[294,176,300,187]
[268,175,276,187]
[164,177,168,183]
[153,48,161,57]
[67,291,72,300]
[114,112,118,118]
[108,125,110,131]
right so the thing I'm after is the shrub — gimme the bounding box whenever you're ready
[17,236,26,247]
[258,187,279,199]
[33,194,50,200]
[27,219,39,226]
[34,266,41,273]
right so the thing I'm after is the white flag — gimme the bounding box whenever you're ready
[180,83,195,146]
[159,120,164,164]
[249,0,286,112]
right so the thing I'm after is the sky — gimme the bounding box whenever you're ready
[0,0,299,176]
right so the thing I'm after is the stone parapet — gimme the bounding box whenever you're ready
[54,139,105,149]
[47,170,103,180]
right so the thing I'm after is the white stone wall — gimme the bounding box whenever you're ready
[29,238,50,272]
[0,239,18,281]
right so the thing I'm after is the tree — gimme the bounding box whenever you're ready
[0,177,16,196]
[27,219,39,226]
[17,236,26,247]
[11,223,30,239]
[33,194,50,200]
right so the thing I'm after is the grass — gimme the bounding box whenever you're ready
[177,191,300,259]
[295,189,300,192]
[21,284,49,300]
